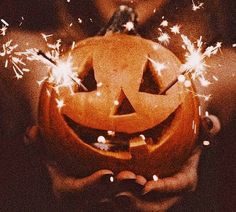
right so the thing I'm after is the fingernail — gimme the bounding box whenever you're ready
[101,174,115,184]
[202,116,214,131]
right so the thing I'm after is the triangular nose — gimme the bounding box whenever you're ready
[113,89,135,115]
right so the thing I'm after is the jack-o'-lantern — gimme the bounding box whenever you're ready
[38,33,199,179]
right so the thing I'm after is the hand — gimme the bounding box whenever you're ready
[24,126,115,211]
[113,148,201,212]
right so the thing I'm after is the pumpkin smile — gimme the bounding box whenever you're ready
[63,109,176,152]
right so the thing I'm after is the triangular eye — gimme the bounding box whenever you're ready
[113,90,135,116]
[139,60,161,94]
[77,67,97,92]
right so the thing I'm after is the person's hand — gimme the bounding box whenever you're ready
[24,126,116,211]
[111,114,221,211]
[113,148,201,211]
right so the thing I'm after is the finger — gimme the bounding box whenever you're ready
[144,148,201,194]
[115,191,181,211]
[136,175,147,186]
[47,164,113,194]
[116,171,136,181]
[201,115,221,136]
[24,126,40,145]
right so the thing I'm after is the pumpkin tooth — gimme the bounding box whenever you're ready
[129,137,149,157]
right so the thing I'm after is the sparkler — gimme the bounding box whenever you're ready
[158,34,221,95]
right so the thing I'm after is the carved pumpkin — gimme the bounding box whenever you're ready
[38,34,199,179]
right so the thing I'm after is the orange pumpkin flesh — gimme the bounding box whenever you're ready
[38,34,200,179]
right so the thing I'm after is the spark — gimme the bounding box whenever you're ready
[97,82,103,87]
[184,80,191,87]
[178,74,186,82]
[78,18,83,24]
[181,35,221,87]
[109,176,114,183]
[37,77,48,86]
[71,41,76,50]
[139,134,146,140]
[203,140,210,146]
[0,25,8,36]
[107,131,115,136]
[212,75,218,81]
[0,40,31,79]
[96,91,101,97]
[114,100,119,106]
[1,19,9,26]
[148,57,166,76]
[123,21,134,31]
[41,33,53,42]
[56,98,65,110]
[198,105,202,116]
[192,0,204,11]
[157,32,170,45]
[232,44,236,48]
[153,175,159,181]
[170,25,181,34]
[19,17,24,26]
[160,20,168,27]
[97,136,106,144]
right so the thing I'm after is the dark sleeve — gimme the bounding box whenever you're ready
[0,135,57,211]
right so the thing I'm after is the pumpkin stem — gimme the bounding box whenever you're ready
[97,5,138,35]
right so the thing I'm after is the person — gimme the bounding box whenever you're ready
[0,0,235,211]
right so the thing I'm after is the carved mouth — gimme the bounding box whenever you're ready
[64,110,176,152]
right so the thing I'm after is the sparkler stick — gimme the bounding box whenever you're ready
[159,69,188,95]
[37,50,88,91]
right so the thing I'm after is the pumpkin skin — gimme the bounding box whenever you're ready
[38,34,200,179]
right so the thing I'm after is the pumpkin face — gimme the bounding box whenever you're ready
[39,34,199,179]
